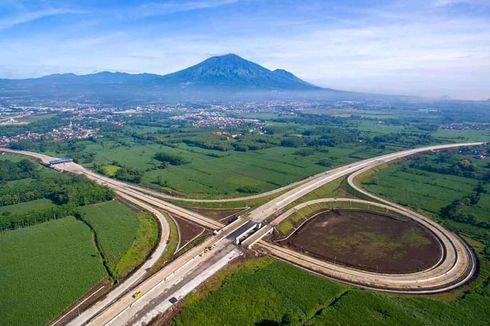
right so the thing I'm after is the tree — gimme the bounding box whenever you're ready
[154,152,189,165]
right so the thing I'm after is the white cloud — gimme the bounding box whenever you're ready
[0,0,488,99]
[0,8,84,31]
[134,0,240,17]
[433,0,464,7]
[431,0,486,7]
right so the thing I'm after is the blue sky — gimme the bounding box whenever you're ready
[0,0,489,99]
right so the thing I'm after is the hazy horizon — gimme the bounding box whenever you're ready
[1,0,489,100]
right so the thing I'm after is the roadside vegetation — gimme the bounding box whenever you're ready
[0,154,159,325]
[173,256,489,326]
[273,175,382,235]
[172,148,490,325]
[78,201,158,279]
[112,212,158,277]
[0,155,114,231]
[150,213,179,273]
[276,200,393,236]
[0,217,107,326]
[8,105,489,198]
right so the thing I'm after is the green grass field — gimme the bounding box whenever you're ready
[432,128,490,142]
[79,200,155,278]
[173,151,490,326]
[460,189,490,225]
[83,141,386,197]
[362,165,478,216]
[0,217,106,326]
[0,198,56,216]
[114,212,158,277]
[173,257,490,326]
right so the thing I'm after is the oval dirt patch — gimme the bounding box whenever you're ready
[278,209,442,274]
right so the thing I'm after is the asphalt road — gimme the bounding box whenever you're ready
[246,142,484,222]
[0,141,484,324]
[260,197,475,293]
[51,193,170,326]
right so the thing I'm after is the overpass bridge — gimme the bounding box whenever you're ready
[0,142,483,326]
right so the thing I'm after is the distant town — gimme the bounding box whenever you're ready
[1,99,488,149]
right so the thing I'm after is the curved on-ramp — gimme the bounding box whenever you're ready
[0,142,484,204]
[258,162,477,293]
[0,142,483,303]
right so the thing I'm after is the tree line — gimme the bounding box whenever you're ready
[440,182,489,229]
[0,174,114,231]
[0,159,38,183]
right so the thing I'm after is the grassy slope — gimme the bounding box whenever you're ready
[114,212,158,277]
[79,200,141,278]
[0,217,106,326]
[150,213,178,273]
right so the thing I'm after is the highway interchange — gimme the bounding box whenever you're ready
[0,141,484,325]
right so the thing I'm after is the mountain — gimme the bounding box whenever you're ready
[6,71,163,85]
[0,54,318,90]
[160,54,318,90]
[0,54,336,104]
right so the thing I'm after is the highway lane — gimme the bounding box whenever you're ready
[0,143,483,205]
[132,248,241,326]
[0,141,484,324]
[86,235,239,325]
[246,142,484,222]
[64,165,222,229]
[62,141,483,322]
[260,242,473,294]
[0,148,222,229]
[87,219,253,325]
[90,219,256,325]
[259,198,475,293]
[0,148,54,164]
[52,193,170,326]
[76,167,222,229]
[104,242,241,326]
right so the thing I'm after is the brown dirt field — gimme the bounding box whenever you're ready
[187,207,247,222]
[173,215,206,249]
[278,209,442,274]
